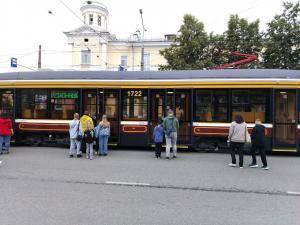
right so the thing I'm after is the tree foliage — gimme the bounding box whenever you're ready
[159,14,212,70]
[160,1,300,70]
[262,1,300,69]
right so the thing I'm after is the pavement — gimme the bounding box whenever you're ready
[0,147,299,225]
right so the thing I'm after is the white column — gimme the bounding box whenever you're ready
[101,43,107,69]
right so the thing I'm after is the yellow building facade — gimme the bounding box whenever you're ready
[64,1,173,71]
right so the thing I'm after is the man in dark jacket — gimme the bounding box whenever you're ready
[249,119,269,170]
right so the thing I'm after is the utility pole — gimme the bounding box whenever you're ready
[38,45,42,70]
[139,9,145,71]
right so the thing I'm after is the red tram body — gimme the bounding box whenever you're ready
[0,69,299,153]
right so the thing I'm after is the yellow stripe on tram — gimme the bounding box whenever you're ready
[150,144,189,149]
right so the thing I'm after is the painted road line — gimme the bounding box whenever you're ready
[105,181,150,186]
[287,191,300,196]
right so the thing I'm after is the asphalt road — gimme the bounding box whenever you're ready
[0,147,299,225]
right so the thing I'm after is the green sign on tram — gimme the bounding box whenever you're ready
[51,91,78,99]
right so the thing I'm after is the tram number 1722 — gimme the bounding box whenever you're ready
[127,90,142,97]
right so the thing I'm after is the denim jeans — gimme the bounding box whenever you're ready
[69,138,81,156]
[0,135,11,153]
[86,143,93,159]
[165,132,177,158]
[99,135,109,154]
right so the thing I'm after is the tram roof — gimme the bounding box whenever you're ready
[0,69,300,80]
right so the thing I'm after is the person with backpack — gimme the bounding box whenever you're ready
[153,119,164,159]
[249,119,269,170]
[80,111,94,153]
[83,121,94,160]
[227,114,250,168]
[69,113,82,158]
[0,113,14,154]
[163,109,179,160]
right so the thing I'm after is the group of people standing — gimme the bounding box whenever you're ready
[228,115,269,170]
[0,108,269,170]
[153,109,179,159]
[69,111,110,160]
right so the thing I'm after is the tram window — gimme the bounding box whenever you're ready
[122,90,147,120]
[21,90,48,119]
[150,92,164,121]
[83,90,97,119]
[175,92,190,121]
[232,90,268,123]
[105,92,118,119]
[50,90,78,120]
[0,90,13,117]
[195,90,228,122]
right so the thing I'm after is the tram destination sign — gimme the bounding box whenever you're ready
[51,91,78,99]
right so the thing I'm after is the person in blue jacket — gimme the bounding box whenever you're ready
[153,119,164,159]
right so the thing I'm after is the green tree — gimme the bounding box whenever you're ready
[263,1,300,69]
[159,14,212,70]
[208,33,227,66]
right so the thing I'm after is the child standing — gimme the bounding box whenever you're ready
[84,121,94,160]
[153,119,164,159]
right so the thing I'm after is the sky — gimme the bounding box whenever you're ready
[0,0,298,72]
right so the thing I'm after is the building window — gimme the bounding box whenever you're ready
[195,90,228,122]
[143,53,150,71]
[0,90,14,118]
[121,55,128,67]
[232,90,269,123]
[98,15,102,26]
[21,90,48,119]
[122,90,147,120]
[50,90,79,120]
[81,50,91,65]
[89,14,93,25]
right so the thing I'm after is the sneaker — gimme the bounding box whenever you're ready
[249,163,258,168]
[165,157,170,160]
[173,156,177,159]
[76,154,82,158]
[0,161,2,165]
[239,166,244,169]
[228,163,237,167]
[69,155,73,158]
[103,153,107,156]
[261,166,269,170]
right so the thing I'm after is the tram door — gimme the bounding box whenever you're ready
[274,90,296,149]
[175,90,191,144]
[0,90,14,118]
[165,89,192,145]
[103,90,119,144]
[149,90,165,144]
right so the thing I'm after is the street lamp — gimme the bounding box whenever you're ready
[139,9,146,71]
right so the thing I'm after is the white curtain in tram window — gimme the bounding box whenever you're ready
[143,53,150,71]
[81,50,91,65]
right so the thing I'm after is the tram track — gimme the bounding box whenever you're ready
[1,174,299,198]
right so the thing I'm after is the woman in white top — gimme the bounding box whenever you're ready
[228,114,249,168]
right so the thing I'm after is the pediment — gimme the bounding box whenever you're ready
[64,25,97,35]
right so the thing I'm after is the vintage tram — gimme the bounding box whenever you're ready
[0,69,299,152]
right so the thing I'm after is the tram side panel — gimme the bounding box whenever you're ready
[191,123,273,152]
